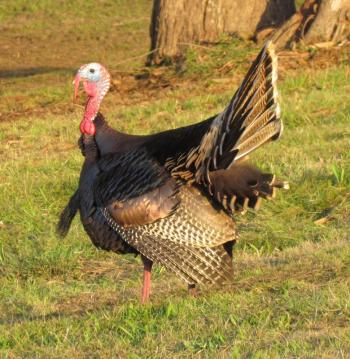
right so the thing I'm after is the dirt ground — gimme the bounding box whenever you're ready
[1,1,349,123]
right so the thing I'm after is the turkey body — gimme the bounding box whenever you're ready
[63,117,237,285]
[58,42,287,290]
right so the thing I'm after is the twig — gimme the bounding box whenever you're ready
[111,49,159,67]
[178,42,212,51]
[112,17,149,27]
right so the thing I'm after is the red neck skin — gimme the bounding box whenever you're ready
[80,95,100,136]
[80,81,102,136]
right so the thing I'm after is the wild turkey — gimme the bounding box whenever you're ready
[58,41,288,303]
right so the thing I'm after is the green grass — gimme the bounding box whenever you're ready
[1,1,350,358]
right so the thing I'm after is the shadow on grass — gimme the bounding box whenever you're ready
[0,67,75,79]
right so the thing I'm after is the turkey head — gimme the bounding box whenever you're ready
[74,63,111,135]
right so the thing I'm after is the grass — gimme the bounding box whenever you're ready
[1,1,350,358]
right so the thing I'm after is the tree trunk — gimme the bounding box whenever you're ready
[265,0,350,48]
[148,0,295,64]
[304,0,350,43]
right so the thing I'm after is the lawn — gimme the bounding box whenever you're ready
[0,1,349,358]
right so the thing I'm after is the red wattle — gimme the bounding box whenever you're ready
[80,120,96,135]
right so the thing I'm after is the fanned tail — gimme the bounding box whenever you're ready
[185,41,282,184]
[176,41,288,214]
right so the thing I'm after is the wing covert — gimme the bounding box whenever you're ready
[94,148,180,227]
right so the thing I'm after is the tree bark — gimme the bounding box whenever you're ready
[266,0,350,48]
[304,0,350,43]
[148,0,350,64]
[148,0,295,64]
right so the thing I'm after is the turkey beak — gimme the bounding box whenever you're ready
[73,73,81,102]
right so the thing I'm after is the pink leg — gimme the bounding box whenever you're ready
[141,256,153,304]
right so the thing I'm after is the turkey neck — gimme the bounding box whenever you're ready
[93,113,109,133]
[92,113,119,155]
[82,134,99,162]
[84,96,99,124]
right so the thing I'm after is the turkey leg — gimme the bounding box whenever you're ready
[141,255,153,304]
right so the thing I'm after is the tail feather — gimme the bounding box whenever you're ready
[185,41,282,186]
[238,103,278,144]
[57,190,80,238]
[230,42,273,115]
[229,63,275,131]
[233,120,282,161]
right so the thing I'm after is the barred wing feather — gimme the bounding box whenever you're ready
[93,149,235,285]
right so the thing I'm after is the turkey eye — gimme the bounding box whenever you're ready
[89,68,95,73]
